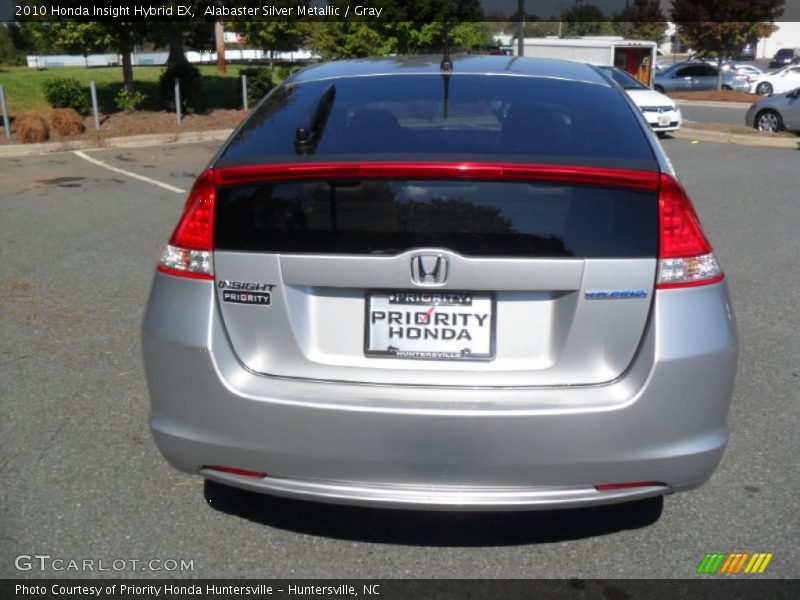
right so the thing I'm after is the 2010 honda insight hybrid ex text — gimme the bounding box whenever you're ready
[142,56,738,511]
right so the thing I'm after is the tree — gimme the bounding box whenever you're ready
[239,21,309,66]
[100,23,149,94]
[214,21,226,74]
[614,0,669,42]
[10,22,58,61]
[307,22,391,60]
[560,5,617,37]
[50,23,107,67]
[0,24,23,66]
[151,3,212,66]
[450,22,492,51]
[672,0,784,89]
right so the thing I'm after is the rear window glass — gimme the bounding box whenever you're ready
[219,74,655,166]
[215,180,657,258]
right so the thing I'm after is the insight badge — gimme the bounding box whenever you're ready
[218,281,273,306]
[585,289,648,300]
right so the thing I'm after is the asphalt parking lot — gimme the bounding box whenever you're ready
[680,103,749,126]
[1,137,798,579]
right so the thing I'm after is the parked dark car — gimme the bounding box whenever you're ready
[770,48,799,69]
[654,62,749,93]
[734,41,757,61]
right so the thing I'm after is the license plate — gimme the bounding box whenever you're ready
[658,115,671,127]
[365,291,495,361]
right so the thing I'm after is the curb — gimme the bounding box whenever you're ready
[671,127,799,149]
[0,128,233,158]
[675,99,753,109]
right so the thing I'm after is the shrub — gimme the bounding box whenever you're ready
[43,78,91,116]
[16,114,49,143]
[159,62,202,113]
[115,88,147,113]
[240,68,275,107]
[50,108,85,137]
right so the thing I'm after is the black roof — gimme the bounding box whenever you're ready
[288,55,611,87]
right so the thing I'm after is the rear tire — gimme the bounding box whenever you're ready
[755,110,783,133]
[756,82,773,96]
[721,85,732,91]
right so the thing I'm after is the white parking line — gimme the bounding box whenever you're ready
[73,150,187,194]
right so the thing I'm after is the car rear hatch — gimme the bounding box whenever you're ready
[209,68,660,387]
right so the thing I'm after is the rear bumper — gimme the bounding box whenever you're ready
[143,274,738,510]
[199,470,673,511]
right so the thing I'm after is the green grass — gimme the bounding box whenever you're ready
[0,64,270,115]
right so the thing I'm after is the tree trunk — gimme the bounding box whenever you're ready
[215,21,226,74]
[166,27,189,66]
[121,47,134,95]
[117,26,135,95]
[717,55,724,91]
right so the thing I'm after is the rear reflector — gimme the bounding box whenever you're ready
[595,481,664,491]
[157,170,215,280]
[657,174,723,289]
[204,466,267,478]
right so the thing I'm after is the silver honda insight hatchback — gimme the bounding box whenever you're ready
[142,56,738,510]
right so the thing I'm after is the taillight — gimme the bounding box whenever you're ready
[657,173,723,289]
[157,170,215,280]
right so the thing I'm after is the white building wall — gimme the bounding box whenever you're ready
[757,22,800,58]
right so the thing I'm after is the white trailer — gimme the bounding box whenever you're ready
[516,37,658,87]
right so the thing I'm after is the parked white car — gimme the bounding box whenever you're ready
[599,66,682,135]
[731,64,766,84]
[750,65,800,96]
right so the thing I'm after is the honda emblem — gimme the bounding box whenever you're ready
[410,253,448,286]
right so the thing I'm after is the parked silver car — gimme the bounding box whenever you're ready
[745,87,800,132]
[654,62,749,93]
[142,56,738,511]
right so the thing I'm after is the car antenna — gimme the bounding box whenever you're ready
[440,22,452,119]
[440,21,453,72]
[295,84,336,155]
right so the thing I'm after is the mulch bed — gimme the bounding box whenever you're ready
[0,109,246,146]
[668,91,759,103]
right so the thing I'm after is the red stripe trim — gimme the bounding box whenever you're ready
[156,264,214,280]
[595,481,664,491]
[204,466,267,478]
[213,162,660,191]
[656,273,725,290]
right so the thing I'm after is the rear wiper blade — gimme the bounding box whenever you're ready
[294,84,336,155]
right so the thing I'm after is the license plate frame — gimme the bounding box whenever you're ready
[364,290,496,361]
[658,114,671,127]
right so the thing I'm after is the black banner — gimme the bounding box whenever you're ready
[6,0,800,23]
[2,579,800,600]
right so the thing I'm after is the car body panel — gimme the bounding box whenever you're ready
[597,66,681,132]
[750,65,800,95]
[625,88,682,132]
[745,88,800,132]
[143,272,737,509]
[654,63,749,92]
